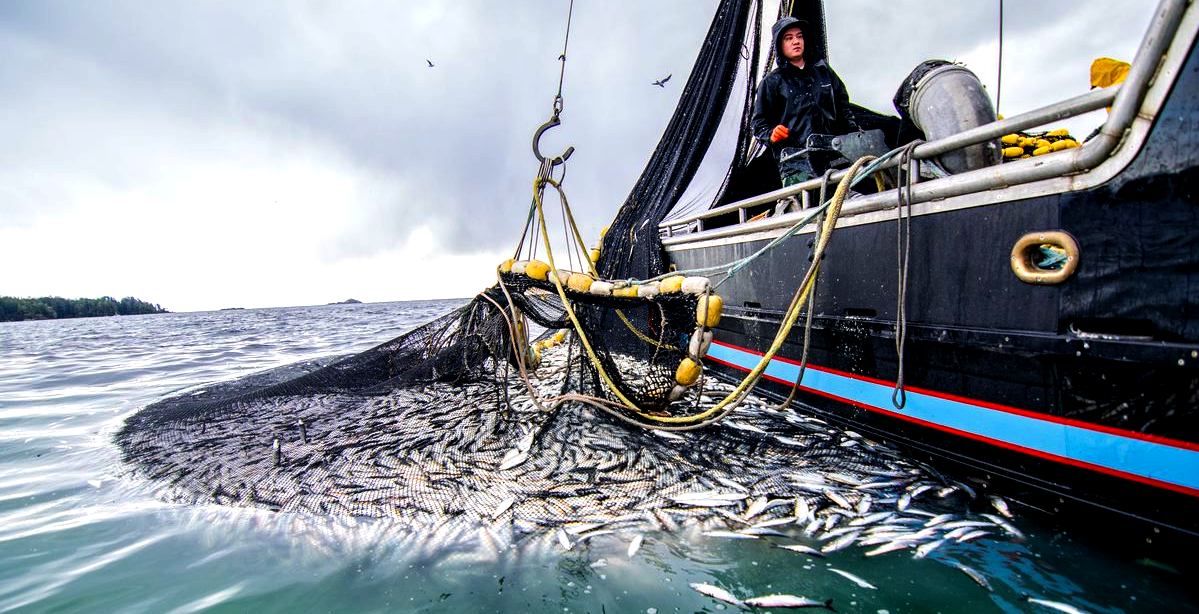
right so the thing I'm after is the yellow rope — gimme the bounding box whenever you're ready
[554,182,673,350]
[528,155,874,427]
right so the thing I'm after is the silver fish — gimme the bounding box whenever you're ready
[849,511,893,526]
[672,491,749,503]
[690,583,742,605]
[955,481,977,500]
[989,495,1014,519]
[943,527,973,540]
[556,528,573,551]
[652,508,679,532]
[925,513,957,526]
[957,530,989,542]
[1026,598,1089,614]
[777,543,824,557]
[864,540,913,556]
[828,568,877,589]
[941,520,992,530]
[715,476,749,492]
[564,522,605,535]
[955,564,992,591]
[491,496,515,520]
[820,530,860,553]
[913,538,945,559]
[652,429,685,441]
[627,534,643,558]
[704,530,759,540]
[743,594,834,609]
[855,495,872,515]
[743,496,770,520]
[498,448,528,471]
[795,497,812,522]
[754,517,797,529]
[981,513,1025,539]
[824,489,852,509]
[826,473,860,486]
[739,527,789,537]
[907,483,935,498]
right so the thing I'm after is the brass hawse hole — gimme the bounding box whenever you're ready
[1010,231,1079,285]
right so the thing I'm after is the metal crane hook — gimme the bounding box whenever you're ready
[532,115,575,167]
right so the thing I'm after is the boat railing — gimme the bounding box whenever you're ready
[658,0,1188,244]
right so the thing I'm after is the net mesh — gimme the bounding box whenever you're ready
[117,0,772,515]
[112,2,1018,560]
[114,0,993,547]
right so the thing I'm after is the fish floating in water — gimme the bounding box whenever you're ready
[828,568,877,590]
[689,582,741,605]
[1025,596,1090,614]
[627,534,643,558]
[744,594,835,610]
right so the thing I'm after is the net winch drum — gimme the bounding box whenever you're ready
[908,64,1001,174]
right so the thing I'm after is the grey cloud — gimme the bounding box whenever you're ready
[0,0,1153,262]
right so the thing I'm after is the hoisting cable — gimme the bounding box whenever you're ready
[553,0,575,118]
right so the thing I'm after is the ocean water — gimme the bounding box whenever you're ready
[0,300,1192,613]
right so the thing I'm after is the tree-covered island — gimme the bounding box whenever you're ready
[0,296,169,322]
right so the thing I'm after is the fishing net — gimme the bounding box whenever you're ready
[114,0,970,536]
[113,2,1025,564]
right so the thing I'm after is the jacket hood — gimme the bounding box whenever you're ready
[772,16,822,67]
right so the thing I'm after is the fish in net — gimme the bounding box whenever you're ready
[114,0,1021,562]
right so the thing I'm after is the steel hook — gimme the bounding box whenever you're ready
[532,115,575,166]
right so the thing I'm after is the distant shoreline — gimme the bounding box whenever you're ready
[0,296,169,322]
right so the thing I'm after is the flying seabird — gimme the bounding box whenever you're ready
[652,74,671,87]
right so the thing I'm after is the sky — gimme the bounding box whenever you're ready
[0,1,1155,312]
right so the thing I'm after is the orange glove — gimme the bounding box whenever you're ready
[770,124,790,144]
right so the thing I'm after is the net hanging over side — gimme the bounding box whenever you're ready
[116,0,861,512]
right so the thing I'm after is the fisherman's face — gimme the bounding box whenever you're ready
[781,27,804,62]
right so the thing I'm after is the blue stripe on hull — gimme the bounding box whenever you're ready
[707,341,1199,495]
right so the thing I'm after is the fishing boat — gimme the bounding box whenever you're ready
[640,0,1199,541]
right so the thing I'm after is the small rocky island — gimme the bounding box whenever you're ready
[328,299,362,305]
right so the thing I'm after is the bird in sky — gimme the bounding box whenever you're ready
[426,59,434,68]
[652,74,671,87]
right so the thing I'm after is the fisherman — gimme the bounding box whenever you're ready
[752,17,860,186]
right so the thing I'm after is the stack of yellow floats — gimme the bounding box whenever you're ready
[671,275,722,401]
[498,258,723,403]
[1000,128,1080,160]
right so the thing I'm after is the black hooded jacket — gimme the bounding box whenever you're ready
[751,16,857,154]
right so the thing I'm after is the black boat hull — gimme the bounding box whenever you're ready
[665,34,1199,538]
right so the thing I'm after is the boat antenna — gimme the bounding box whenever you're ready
[996,0,1004,117]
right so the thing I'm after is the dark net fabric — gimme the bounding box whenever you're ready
[116,0,766,513]
[597,0,758,283]
[112,3,998,552]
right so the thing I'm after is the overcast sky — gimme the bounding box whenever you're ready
[0,1,1154,312]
